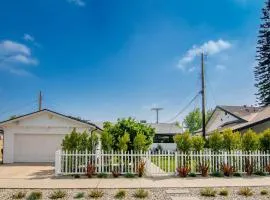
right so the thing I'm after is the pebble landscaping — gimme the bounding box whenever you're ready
[0,187,270,200]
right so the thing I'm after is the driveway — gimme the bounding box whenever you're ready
[0,163,54,179]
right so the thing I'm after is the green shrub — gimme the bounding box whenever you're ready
[192,136,205,152]
[254,171,266,176]
[12,191,26,199]
[219,188,229,196]
[233,172,242,177]
[211,171,224,177]
[27,191,42,200]
[208,131,223,152]
[238,187,253,197]
[241,129,259,152]
[114,190,126,199]
[260,129,270,151]
[261,189,268,195]
[188,172,197,177]
[88,189,104,198]
[49,190,67,199]
[222,129,240,151]
[97,173,108,178]
[200,188,217,197]
[133,189,148,198]
[124,173,135,178]
[74,192,85,199]
[134,133,148,151]
[174,131,193,152]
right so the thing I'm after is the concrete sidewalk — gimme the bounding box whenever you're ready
[1,176,270,189]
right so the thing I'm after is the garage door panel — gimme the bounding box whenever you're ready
[14,134,65,162]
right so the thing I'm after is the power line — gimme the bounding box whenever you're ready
[165,92,201,123]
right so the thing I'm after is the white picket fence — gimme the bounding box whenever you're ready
[55,150,270,176]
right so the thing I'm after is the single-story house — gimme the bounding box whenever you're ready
[196,105,270,135]
[0,109,102,163]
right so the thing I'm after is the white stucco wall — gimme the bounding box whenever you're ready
[151,143,177,151]
[1,111,100,163]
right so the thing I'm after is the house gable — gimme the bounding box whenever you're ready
[0,110,95,129]
[206,107,243,132]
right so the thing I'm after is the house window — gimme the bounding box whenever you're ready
[154,134,174,143]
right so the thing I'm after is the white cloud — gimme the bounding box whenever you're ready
[8,54,38,65]
[178,39,232,70]
[9,68,33,77]
[0,40,30,56]
[0,40,39,76]
[23,34,35,42]
[216,64,226,70]
[67,0,86,7]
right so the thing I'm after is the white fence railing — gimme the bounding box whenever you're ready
[55,150,270,176]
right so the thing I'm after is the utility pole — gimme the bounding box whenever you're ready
[151,108,163,124]
[201,52,206,138]
[38,91,42,111]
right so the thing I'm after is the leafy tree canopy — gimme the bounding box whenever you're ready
[183,108,212,134]
[102,118,155,151]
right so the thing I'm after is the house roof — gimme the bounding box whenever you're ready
[203,105,270,134]
[147,123,183,135]
[0,109,103,131]
[94,122,183,135]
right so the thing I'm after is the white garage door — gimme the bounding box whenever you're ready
[14,134,65,162]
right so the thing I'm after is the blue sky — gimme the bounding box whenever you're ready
[0,0,264,123]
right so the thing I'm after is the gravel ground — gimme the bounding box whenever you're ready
[0,187,270,200]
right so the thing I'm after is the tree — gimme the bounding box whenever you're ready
[62,129,99,151]
[103,118,155,151]
[62,128,80,151]
[259,128,270,151]
[241,129,260,152]
[254,0,270,106]
[134,133,147,152]
[183,108,213,134]
[100,130,113,152]
[191,136,205,152]
[222,129,241,151]
[118,132,130,151]
[208,131,224,152]
[174,131,193,152]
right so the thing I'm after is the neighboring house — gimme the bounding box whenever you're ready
[149,123,183,151]
[196,105,270,135]
[0,109,102,163]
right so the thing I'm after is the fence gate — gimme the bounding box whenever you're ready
[145,151,176,176]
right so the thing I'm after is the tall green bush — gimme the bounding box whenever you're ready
[62,129,99,151]
[174,131,193,152]
[118,133,130,152]
[222,129,241,151]
[241,129,259,152]
[208,131,224,152]
[192,136,205,151]
[62,128,80,151]
[101,131,113,152]
[259,129,270,151]
[134,133,147,151]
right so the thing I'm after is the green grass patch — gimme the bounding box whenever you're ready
[150,157,175,172]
